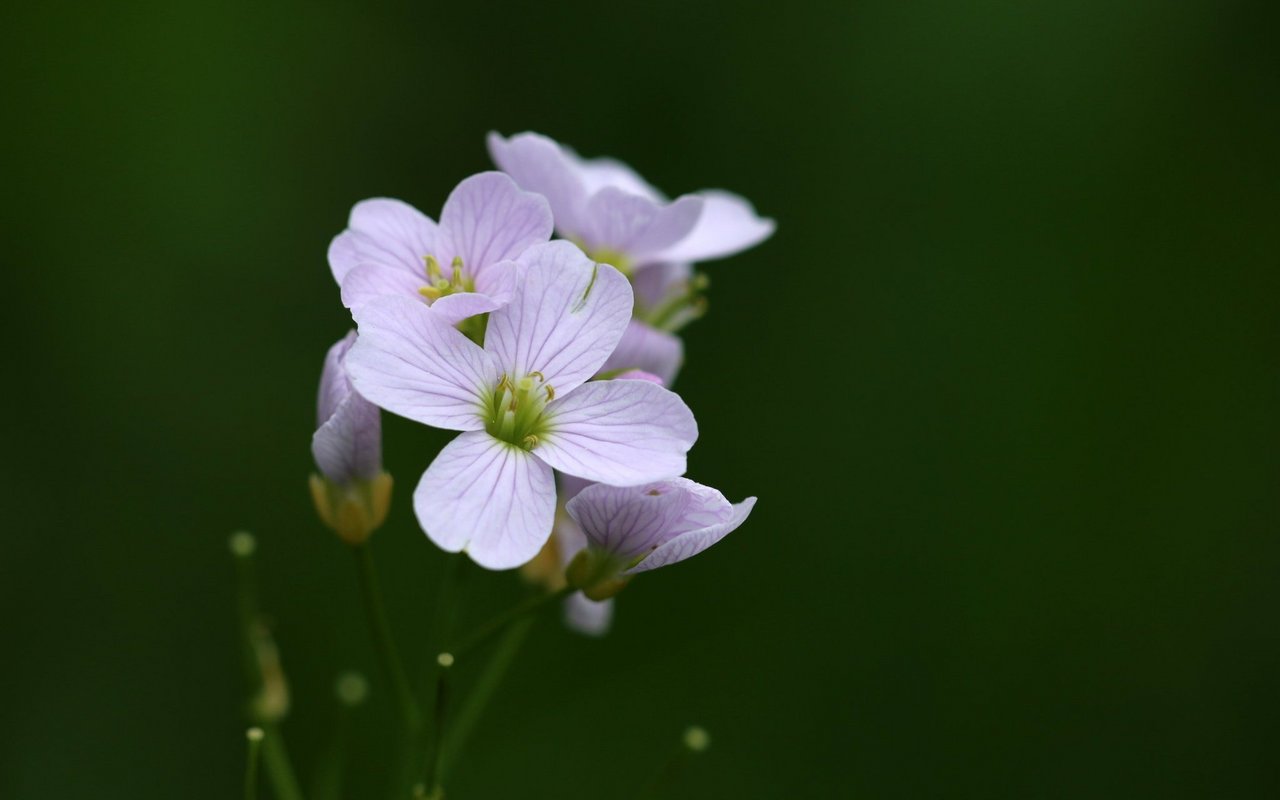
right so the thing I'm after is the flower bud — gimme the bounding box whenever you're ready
[309,471,393,546]
[311,332,391,545]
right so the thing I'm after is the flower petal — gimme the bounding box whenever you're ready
[487,131,590,239]
[630,261,693,311]
[472,259,517,304]
[651,190,774,263]
[346,295,499,431]
[339,264,427,312]
[312,332,382,484]
[566,479,702,558]
[576,155,664,203]
[414,431,556,569]
[329,198,439,284]
[437,172,553,279]
[615,369,665,385]
[316,331,358,426]
[484,241,632,394]
[630,497,756,574]
[579,188,703,263]
[428,292,504,327]
[601,320,684,386]
[537,379,697,485]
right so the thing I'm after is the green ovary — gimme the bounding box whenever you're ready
[483,373,554,450]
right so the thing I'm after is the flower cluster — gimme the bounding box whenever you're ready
[312,131,771,629]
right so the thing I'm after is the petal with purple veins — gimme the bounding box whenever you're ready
[437,172,552,280]
[339,263,428,312]
[484,241,632,394]
[578,188,703,264]
[329,198,439,284]
[312,332,382,484]
[537,379,697,485]
[487,131,590,239]
[629,497,756,573]
[414,431,556,569]
[346,296,499,431]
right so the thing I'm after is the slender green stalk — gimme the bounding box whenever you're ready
[450,586,572,659]
[261,723,304,800]
[352,542,422,733]
[438,615,535,780]
[421,652,454,798]
[244,728,264,800]
[230,533,304,800]
[636,726,711,799]
[311,672,368,800]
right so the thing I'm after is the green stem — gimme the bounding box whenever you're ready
[450,586,571,659]
[244,729,263,800]
[438,615,535,781]
[261,723,304,800]
[422,653,453,798]
[310,683,361,800]
[230,534,304,800]
[636,727,709,799]
[352,542,422,734]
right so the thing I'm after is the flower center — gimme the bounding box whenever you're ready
[418,255,475,302]
[483,372,555,450]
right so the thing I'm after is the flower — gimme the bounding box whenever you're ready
[565,478,756,600]
[487,131,774,273]
[328,171,553,326]
[345,241,699,569]
[309,331,392,546]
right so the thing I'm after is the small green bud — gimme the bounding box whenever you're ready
[229,530,257,558]
[335,671,369,707]
[683,725,710,752]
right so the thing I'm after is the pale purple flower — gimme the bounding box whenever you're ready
[312,331,381,485]
[345,241,699,569]
[310,331,391,545]
[487,132,773,272]
[565,478,756,598]
[328,171,552,324]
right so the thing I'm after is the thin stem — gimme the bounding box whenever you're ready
[261,723,304,800]
[636,727,710,799]
[450,586,572,659]
[438,615,535,781]
[421,653,454,798]
[311,672,367,800]
[352,542,422,734]
[230,534,304,800]
[244,728,263,800]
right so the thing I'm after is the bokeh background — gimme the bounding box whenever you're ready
[2,1,1277,797]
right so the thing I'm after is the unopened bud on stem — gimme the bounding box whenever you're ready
[310,472,394,546]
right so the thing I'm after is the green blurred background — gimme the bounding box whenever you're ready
[2,1,1277,797]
